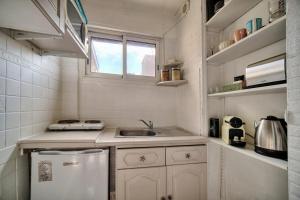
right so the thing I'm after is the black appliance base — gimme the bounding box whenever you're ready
[255,146,287,160]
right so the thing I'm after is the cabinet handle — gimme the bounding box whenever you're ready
[161,197,166,200]
[168,195,172,200]
[140,155,146,162]
[185,153,191,159]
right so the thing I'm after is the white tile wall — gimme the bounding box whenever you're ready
[0,31,63,200]
[60,54,178,128]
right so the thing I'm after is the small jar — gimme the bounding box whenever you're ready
[160,69,169,81]
[172,68,181,80]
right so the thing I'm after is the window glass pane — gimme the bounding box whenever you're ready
[127,41,156,77]
[91,38,123,75]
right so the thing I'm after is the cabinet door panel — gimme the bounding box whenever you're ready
[167,164,207,200]
[117,167,166,200]
[117,148,165,169]
[166,146,207,165]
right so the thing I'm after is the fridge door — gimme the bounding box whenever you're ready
[31,149,109,200]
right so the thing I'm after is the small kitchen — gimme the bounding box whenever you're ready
[0,0,299,200]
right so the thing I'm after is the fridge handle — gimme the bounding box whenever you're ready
[38,149,104,155]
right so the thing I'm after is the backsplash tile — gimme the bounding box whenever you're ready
[0,77,5,95]
[6,61,20,81]
[5,113,20,130]
[5,128,20,147]
[0,31,63,199]
[0,114,4,131]
[0,59,6,76]
[6,79,20,96]
[5,96,20,112]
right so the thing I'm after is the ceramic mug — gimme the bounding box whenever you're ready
[233,28,247,42]
[246,18,263,34]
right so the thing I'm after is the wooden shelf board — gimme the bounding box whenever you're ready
[157,80,187,87]
[207,16,286,65]
[206,0,262,30]
[208,84,287,98]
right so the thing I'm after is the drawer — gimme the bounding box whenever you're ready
[166,145,207,165]
[116,148,165,169]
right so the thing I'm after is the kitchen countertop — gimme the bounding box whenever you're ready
[96,128,208,148]
[18,127,208,150]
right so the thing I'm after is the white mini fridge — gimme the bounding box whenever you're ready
[31,149,109,200]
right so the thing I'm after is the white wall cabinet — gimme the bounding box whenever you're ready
[0,0,65,35]
[116,146,207,200]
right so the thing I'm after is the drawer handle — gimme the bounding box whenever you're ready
[185,153,191,159]
[168,195,172,200]
[161,197,166,200]
[140,155,146,162]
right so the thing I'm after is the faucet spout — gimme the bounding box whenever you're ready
[139,119,154,129]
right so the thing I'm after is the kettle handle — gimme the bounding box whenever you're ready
[279,118,287,134]
[254,121,258,128]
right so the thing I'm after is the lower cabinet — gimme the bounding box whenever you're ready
[116,146,207,200]
[117,167,166,200]
[167,164,207,200]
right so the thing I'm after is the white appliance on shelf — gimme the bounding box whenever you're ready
[48,120,105,131]
[31,149,109,200]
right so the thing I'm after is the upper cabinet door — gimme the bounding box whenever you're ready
[167,164,207,200]
[0,0,65,35]
[117,167,167,200]
[33,0,65,33]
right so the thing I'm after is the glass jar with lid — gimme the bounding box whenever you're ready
[171,68,181,80]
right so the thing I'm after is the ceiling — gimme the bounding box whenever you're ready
[82,0,185,14]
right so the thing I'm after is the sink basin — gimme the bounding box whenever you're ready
[116,129,157,137]
[115,127,195,138]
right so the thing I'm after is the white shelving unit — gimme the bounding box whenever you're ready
[210,138,288,170]
[208,84,287,98]
[157,80,187,87]
[206,0,262,30]
[207,16,286,65]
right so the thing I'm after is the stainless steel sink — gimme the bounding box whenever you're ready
[115,127,195,138]
[116,129,157,137]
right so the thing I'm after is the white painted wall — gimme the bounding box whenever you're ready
[287,0,300,199]
[60,58,178,128]
[60,0,197,130]
[163,0,203,134]
[0,31,62,199]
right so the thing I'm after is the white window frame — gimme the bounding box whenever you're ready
[86,31,160,82]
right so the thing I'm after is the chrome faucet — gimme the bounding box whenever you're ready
[139,119,153,129]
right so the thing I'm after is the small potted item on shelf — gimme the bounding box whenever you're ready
[222,75,245,92]
[160,68,169,82]
[171,67,181,81]
[234,75,246,89]
[233,28,247,42]
[268,0,286,23]
[218,40,234,51]
[246,18,263,35]
[214,0,224,14]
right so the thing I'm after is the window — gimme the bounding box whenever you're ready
[91,38,123,75]
[127,41,156,77]
[88,33,159,79]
